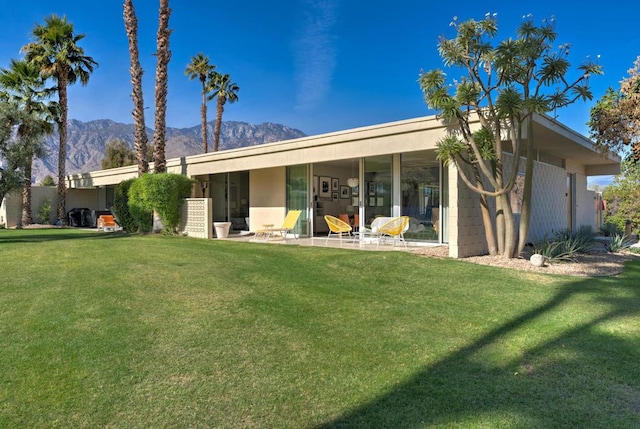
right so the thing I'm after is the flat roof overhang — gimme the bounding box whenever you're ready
[531,114,620,176]
[66,113,621,188]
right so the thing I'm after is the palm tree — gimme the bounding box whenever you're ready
[22,14,97,225]
[123,0,148,176]
[153,0,171,174]
[210,72,239,152]
[185,53,215,153]
[0,59,57,226]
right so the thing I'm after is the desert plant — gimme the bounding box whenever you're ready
[37,198,52,224]
[534,226,597,263]
[607,232,635,253]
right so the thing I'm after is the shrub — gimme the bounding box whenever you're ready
[37,198,52,224]
[113,178,139,233]
[600,222,621,237]
[128,173,194,233]
[128,178,153,233]
[534,226,597,263]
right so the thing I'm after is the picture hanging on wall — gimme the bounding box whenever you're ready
[319,176,331,198]
[340,185,350,199]
[332,178,339,191]
[332,192,339,201]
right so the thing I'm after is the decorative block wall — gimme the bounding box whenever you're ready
[179,198,212,239]
[527,161,567,243]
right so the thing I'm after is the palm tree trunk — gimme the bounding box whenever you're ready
[21,158,34,225]
[201,80,208,153]
[213,96,224,152]
[124,0,148,176]
[57,78,68,225]
[152,0,171,174]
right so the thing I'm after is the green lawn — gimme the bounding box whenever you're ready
[1,229,639,428]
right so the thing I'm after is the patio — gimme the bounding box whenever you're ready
[217,231,445,252]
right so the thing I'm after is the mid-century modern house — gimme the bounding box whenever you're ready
[1,113,619,258]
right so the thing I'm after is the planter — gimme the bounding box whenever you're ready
[214,222,232,239]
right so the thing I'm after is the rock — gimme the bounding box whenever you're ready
[530,253,545,267]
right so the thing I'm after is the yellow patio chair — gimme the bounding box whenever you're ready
[254,210,302,242]
[324,214,353,246]
[377,216,410,249]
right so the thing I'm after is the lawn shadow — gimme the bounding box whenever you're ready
[316,261,640,428]
[0,228,130,243]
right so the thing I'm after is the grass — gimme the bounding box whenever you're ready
[1,228,640,428]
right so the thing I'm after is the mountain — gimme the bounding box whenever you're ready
[32,119,306,183]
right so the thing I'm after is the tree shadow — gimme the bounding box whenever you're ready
[316,262,640,428]
[0,229,129,243]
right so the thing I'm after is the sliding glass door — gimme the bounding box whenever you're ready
[286,164,309,236]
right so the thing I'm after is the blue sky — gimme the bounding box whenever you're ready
[0,0,638,139]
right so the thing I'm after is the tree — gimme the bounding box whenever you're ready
[152,0,172,173]
[123,0,149,176]
[419,14,601,258]
[589,56,640,162]
[185,53,216,153]
[0,102,48,207]
[101,139,136,169]
[0,59,57,226]
[210,72,239,152]
[603,157,640,234]
[22,14,97,225]
[40,175,55,186]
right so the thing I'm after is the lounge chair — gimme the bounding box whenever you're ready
[97,214,117,232]
[377,216,410,249]
[254,210,302,242]
[324,215,353,246]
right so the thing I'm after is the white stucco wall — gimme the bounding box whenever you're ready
[575,174,596,230]
[1,187,100,227]
[248,167,286,231]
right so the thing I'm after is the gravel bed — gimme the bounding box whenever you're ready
[412,244,640,277]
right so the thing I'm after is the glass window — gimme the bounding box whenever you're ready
[363,155,392,226]
[286,164,308,236]
[401,151,439,241]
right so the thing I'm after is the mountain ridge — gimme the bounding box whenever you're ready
[32,119,306,183]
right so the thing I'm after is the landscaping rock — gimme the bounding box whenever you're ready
[530,254,545,267]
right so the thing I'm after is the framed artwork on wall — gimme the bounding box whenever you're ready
[340,185,350,199]
[319,176,331,198]
[368,182,376,196]
[332,192,339,201]
[332,178,339,191]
